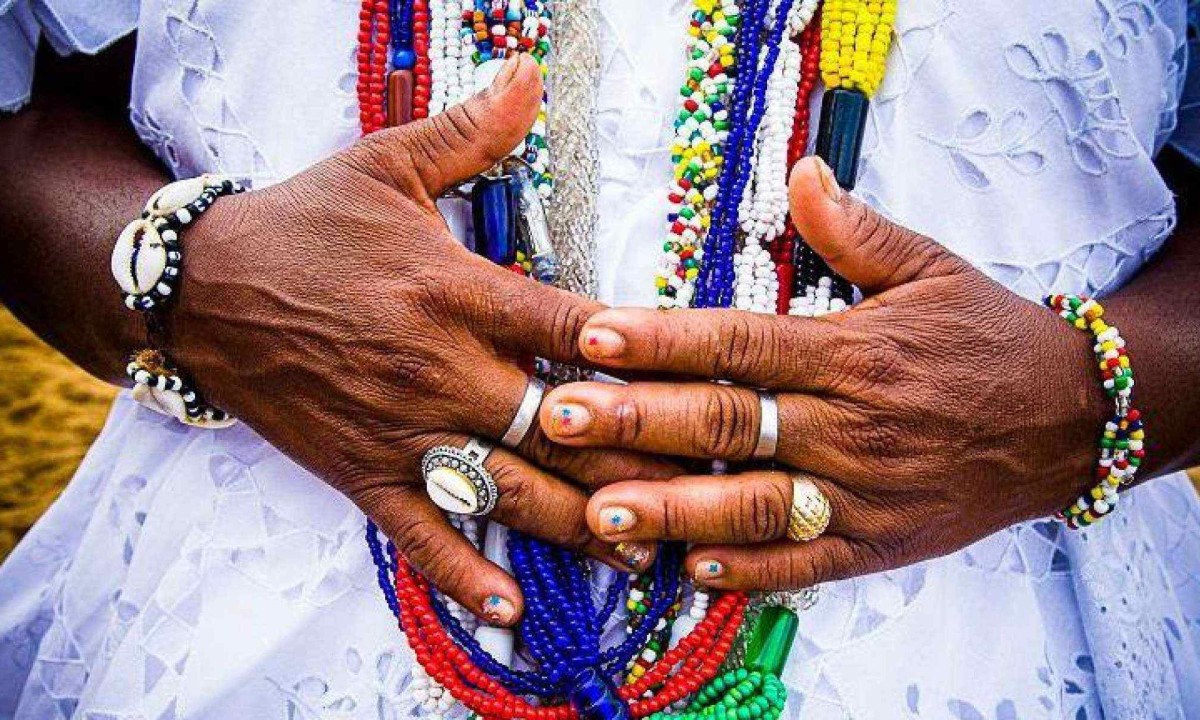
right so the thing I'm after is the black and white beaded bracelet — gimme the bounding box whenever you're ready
[110,175,245,312]
[126,349,235,429]
[112,175,244,428]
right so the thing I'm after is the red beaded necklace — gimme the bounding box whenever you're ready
[394,557,748,720]
[356,3,751,717]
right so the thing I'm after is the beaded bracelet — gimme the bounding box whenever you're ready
[111,175,244,311]
[1045,294,1144,529]
[127,349,236,429]
[111,175,244,428]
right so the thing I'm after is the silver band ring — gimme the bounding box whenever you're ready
[753,392,779,460]
[423,438,499,516]
[501,377,546,448]
[787,476,831,542]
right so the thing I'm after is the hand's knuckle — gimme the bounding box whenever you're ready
[846,413,904,464]
[712,315,774,379]
[394,518,442,564]
[551,299,590,357]
[737,482,788,542]
[761,551,814,590]
[612,395,646,447]
[830,334,904,393]
[521,432,583,477]
[696,389,756,458]
[493,462,535,509]
[661,496,693,540]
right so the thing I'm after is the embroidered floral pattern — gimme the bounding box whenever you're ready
[920,108,1048,190]
[1005,29,1142,175]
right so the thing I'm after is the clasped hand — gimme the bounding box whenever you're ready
[536,158,1107,592]
[177,54,1104,624]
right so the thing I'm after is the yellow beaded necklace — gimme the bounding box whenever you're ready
[819,0,897,97]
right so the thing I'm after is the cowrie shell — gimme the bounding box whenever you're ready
[111,219,168,296]
[144,177,207,217]
[426,466,484,514]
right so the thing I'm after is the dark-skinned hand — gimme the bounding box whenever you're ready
[170,55,674,625]
[538,156,1108,591]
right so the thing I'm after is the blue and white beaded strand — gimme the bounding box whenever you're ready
[694,0,798,310]
[732,0,818,314]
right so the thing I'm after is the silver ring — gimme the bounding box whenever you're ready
[423,438,499,516]
[501,377,546,448]
[753,392,779,460]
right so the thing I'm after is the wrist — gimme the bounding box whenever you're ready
[162,188,252,412]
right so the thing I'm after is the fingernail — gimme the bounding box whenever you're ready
[598,506,636,536]
[694,559,725,581]
[481,594,516,625]
[492,54,522,89]
[815,157,843,203]
[614,542,654,570]
[582,327,626,358]
[549,403,591,437]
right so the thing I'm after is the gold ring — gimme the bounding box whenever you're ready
[787,476,831,542]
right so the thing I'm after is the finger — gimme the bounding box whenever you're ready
[788,157,972,294]
[425,431,658,573]
[359,485,525,625]
[584,471,854,545]
[686,535,885,592]
[481,269,607,365]
[538,380,855,465]
[573,306,862,393]
[444,361,684,489]
[352,54,543,207]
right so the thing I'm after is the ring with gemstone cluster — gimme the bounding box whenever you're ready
[501,377,546,448]
[787,475,831,543]
[752,391,780,460]
[423,438,499,516]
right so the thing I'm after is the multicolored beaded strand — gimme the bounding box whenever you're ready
[657,0,742,309]
[732,0,820,314]
[1045,295,1144,528]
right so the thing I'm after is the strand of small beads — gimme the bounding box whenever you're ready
[462,0,554,193]
[1045,295,1145,529]
[772,14,819,314]
[656,0,742,309]
[390,553,750,719]
[731,0,819,314]
[788,0,898,314]
[694,0,799,310]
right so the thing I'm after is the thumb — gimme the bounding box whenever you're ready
[788,157,969,293]
[351,54,543,208]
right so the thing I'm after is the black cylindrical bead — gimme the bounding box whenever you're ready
[815,87,870,191]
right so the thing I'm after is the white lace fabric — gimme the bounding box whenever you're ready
[2,0,1200,718]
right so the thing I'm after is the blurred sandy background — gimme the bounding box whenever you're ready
[0,308,117,560]
[1,306,1198,563]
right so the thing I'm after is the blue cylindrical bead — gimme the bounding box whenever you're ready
[471,176,517,265]
[569,667,631,720]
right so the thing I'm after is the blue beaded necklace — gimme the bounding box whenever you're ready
[694,0,797,309]
[367,513,685,700]
[389,0,416,70]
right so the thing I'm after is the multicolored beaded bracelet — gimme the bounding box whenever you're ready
[1045,294,1144,529]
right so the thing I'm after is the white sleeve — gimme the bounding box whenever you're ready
[0,0,139,112]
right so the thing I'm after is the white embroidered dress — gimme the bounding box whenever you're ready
[2,1,1200,718]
